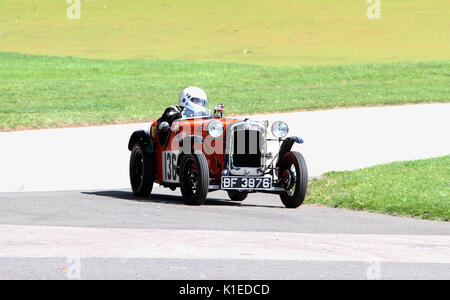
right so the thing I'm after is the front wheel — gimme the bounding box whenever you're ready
[129,144,155,197]
[278,151,308,208]
[179,153,209,205]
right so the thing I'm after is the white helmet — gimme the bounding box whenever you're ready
[179,87,208,115]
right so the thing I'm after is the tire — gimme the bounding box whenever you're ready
[278,151,308,208]
[129,144,155,197]
[179,153,209,205]
[227,191,248,201]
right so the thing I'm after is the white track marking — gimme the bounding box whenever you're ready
[0,225,449,263]
[0,103,449,192]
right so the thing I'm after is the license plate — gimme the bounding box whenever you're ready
[221,176,272,190]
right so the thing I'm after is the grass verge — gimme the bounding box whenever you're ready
[1,0,449,65]
[306,155,450,221]
[1,52,449,130]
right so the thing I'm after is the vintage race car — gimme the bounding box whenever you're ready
[128,105,308,208]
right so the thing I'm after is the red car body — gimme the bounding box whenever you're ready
[128,108,308,207]
[151,117,237,185]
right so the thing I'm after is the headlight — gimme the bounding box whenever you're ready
[207,120,224,137]
[271,121,289,138]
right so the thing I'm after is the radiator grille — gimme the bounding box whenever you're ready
[232,130,262,168]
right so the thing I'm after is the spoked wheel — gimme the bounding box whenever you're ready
[278,151,308,208]
[179,153,209,205]
[227,191,248,201]
[129,144,155,197]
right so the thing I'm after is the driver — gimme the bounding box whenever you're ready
[158,86,208,126]
[156,87,208,144]
[178,86,209,118]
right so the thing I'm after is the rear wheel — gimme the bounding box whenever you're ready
[129,144,155,197]
[227,191,248,201]
[278,151,308,208]
[179,153,209,205]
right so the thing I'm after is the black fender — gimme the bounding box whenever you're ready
[276,136,304,167]
[128,130,155,153]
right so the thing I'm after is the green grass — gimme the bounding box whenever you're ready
[1,52,449,130]
[0,0,449,66]
[306,156,450,221]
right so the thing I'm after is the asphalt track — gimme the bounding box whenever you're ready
[1,103,449,192]
[0,104,449,279]
[0,187,449,279]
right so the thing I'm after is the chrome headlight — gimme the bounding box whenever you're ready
[271,121,289,138]
[207,120,224,138]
